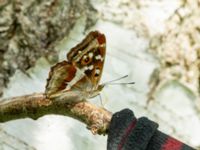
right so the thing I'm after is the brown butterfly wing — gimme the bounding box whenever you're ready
[67,31,106,91]
[45,61,77,98]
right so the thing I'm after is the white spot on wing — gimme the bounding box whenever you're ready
[88,52,93,58]
[95,55,104,61]
[88,65,94,70]
[83,65,94,71]
[83,55,87,59]
[95,68,100,75]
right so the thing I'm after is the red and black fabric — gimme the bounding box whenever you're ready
[107,109,196,150]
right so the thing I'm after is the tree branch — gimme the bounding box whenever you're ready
[0,93,112,135]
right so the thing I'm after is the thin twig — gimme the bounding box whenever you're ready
[0,93,112,135]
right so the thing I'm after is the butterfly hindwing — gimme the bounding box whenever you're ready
[45,61,77,98]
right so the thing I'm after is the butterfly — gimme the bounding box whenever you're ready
[45,31,106,102]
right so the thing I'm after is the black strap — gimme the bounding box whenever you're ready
[122,117,158,150]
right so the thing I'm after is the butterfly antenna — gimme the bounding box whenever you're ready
[98,94,103,106]
[108,81,135,85]
[103,75,128,85]
[103,75,135,86]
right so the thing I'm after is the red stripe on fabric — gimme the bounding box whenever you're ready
[161,137,183,150]
[118,119,137,150]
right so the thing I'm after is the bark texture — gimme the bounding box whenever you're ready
[0,93,112,135]
[148,0,200,108]
[0,0,97,97]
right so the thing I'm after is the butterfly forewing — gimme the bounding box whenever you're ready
[67,31,106,90]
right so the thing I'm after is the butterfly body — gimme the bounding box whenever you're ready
[45,31,106,101]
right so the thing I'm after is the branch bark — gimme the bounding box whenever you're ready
[0,93,112,135]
